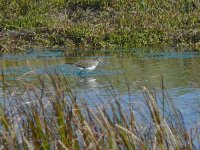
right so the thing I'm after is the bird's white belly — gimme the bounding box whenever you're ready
[86,65,96,70]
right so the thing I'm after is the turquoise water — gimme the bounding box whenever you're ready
[1,48,200,129]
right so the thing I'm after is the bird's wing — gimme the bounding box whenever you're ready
[75,60,91,68]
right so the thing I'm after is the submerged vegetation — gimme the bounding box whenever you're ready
[1,0,200,53]
[0,63,200,149]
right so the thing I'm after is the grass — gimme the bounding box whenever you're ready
[0,63,199,149]
[1,0,200,53]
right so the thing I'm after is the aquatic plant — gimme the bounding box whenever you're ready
[0,65,199,149]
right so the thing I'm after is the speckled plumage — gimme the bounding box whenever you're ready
[74,57,103,70]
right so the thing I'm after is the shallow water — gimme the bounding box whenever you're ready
[1,48,200,129]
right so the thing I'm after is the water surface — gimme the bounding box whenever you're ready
[1,48,200,129]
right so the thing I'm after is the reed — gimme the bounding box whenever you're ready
[0,66,198,149]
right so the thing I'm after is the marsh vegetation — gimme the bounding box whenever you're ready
[0,66,199,149]
[1,0,200,53]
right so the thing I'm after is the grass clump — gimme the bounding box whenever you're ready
[0,65,199,149]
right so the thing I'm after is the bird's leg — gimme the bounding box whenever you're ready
[78,70,83,76]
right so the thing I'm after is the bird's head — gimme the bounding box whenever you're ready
[96,57,103,62]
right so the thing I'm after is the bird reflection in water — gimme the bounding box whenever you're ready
[76,77,98,90]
